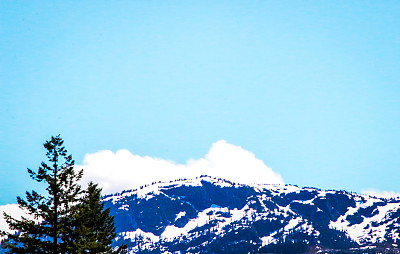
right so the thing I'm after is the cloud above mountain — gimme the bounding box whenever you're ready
[362,189,400,199]
[78,140,284,195]
[0,204,28,234]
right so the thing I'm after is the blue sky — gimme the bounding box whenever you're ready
[1,1,400,205]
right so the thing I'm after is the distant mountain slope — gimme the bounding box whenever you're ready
[103,176,400,253]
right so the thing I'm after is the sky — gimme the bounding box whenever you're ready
[1,1,400,205]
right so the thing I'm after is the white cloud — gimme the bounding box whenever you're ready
[362,189,400,199]
[78,140,284,195]
[0,204,27,234]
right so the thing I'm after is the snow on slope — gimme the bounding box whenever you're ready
[105,175,400,253]
[2,176,400,253]
[330,197,400,244]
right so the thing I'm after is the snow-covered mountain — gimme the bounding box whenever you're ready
[103,175,400,253]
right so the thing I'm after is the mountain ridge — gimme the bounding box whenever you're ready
[102,175,400,253]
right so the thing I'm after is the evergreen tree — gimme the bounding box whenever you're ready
[72,182,125,253]
[1,135,83,253]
